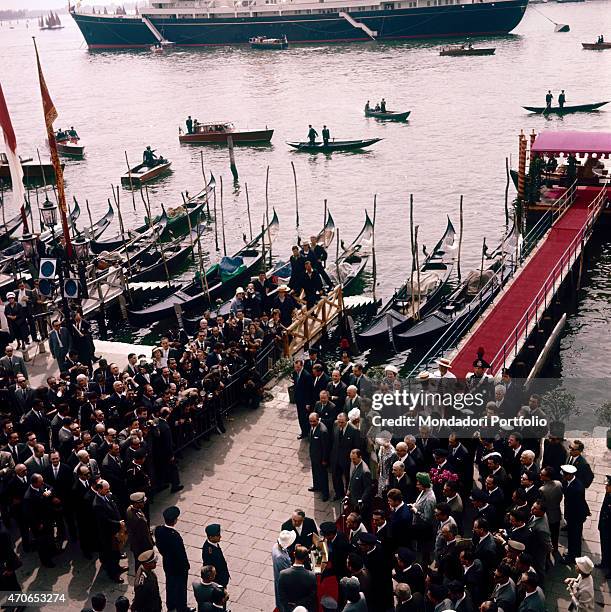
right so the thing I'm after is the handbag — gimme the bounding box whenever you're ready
[112,522,128,551]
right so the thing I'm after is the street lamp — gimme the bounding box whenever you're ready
[40,199,58,228]
[72,236,90,260]
[19,233,37,259]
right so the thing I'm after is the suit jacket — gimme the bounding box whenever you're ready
[92,493,122,551]
[492,579,517,612]
[344,395,362,413]
[323,532,351,579]
[278,564,317,612]
[349,373,373,399]
[11,386,35,415]
[395,562,425,594]
[528,515,552,576]
[0,355,28,378]
[347,461,372,507]
[48,327,71,359]
[517,588,546,612]
[309,422,330,465]
[21,409,51,445]
[473,533,499,568]
[463,559,487,606]
[125,505,154,556]
[396,593,424,612]
[280,517,318,549]
[0,451,15,481]
[202,539,230,586]
[311,373,330,401]
[538,480,563,524]
[292,369,313,408]
[563,477,590,524]
[388,473,413,503]
[193,581,221,611]
[330,423,361,472]
[388,503,412,548]
[154,524,190,575]
[570,454,594,489]
[326,381,347,409]
[43,463,74,501]
[438,540,462,581]
[24,454,50,477]
[453,592,476,612]
[313,400,338,432]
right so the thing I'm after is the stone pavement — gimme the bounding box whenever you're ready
[11,378,611,611]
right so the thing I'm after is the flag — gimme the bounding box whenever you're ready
[0,82,26,214]
[33,38,72,257]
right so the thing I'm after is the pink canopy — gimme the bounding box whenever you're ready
[531,131,611,158]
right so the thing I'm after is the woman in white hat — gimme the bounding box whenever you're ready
[564,555,594,611]
[382,364,402,390]
[4,292,30,350]
[272,530,297,610]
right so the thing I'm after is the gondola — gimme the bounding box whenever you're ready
[582,42,611,50]
[75,201,114,240]
[0,201,33,248]
[91,174,215,253]
[523,101,609,114]
[357,216,457,345]
[127,210,280,324]
[127,220,208,283]
[396,223,519,343]
[364,108,411,121]
[287,138,382,153]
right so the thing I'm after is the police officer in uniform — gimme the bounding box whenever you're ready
[202,523,230,587]
[126,449,152,510]
[466,349,495,408]
[132,549,163,612]
[597,475,611,578]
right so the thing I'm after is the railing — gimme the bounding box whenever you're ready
[406,180,582,377]
[489,181,608,375]
[283,285,344,356]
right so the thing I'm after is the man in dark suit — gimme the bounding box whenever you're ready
[308,412,330,501]
[395,583,424,612]
[154,407,183,493]
[346,448,372,518]
[48,320,71,372]
[313,390,338,434]
[11,375,35,415]
[472,517,500,568]
[193,565,221,611]
[320,521,351,582]
[92,479,126,582]
[43,450,76,541]
[386,488,412,549]
[388,461,413,502]
[281,510,318,550]
[21,400,51,449]
[154,506,194,612]
[327,370,347,411]
[292,359,313,440]
[394,547,425,594]
[22,473,57,567]
[437,524,463,582]
[100,443,128,512]
[358,532,394,611]
[349,363,373,399]
[0,346,28,379]
[24,444,49,477]
[460,550,487,607]
[278,545,317,612]
[416,426,439,467]
[311,363,330,398]
[566,440,594,488]
[330,413,361,501]
[561,464,590,563]
[72,465,97,558]
[448,580,476,612]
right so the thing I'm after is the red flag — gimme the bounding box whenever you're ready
[0,82,26,212]
[33,38,72,257]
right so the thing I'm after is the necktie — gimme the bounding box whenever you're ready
[55,330,63,348]
[54,467,58,478]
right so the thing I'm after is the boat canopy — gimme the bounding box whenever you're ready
[531,131,611,158]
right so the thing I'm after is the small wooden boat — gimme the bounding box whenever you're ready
[523,101,609,114]
[121,158,172,184]
[249,35,288,50]
[128,210,279,324]
[179,122,273,145]
[0,153,63,185]
[365,108,411,121]
[56,137,85,158]
[287,138,382,153]
[440,45,495,56]
[0,202,32,249]
[582,42,611,50]
[150,45,164,53]
[357,217,457,345]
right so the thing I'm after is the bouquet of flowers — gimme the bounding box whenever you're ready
[429,467,459,485]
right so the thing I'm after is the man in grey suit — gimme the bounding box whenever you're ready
[330,413,361,501]
[48,319,71,372]
[0,345,28,379]
[24,444,50,477]
[278,545,316,612]
[538,467,563,554]
[11,375,35,415]
[528,501,552,577]
[344,385,362,413]
[192,565,221,611]
[491,563,517,612]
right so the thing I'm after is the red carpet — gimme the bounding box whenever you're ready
[451,187,606,378]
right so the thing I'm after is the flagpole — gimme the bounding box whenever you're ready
[32,37,73,259]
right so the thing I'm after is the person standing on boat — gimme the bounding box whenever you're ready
[307,125,318,145]
[143,146,157,166]
[68,126,78,139]
[365,101,370,112]
[309,234,333,289]
[380,98,387,112]
[185,116,193,134]
[545,91,553,109]
[322,125,330,147]
[558,90,566,109]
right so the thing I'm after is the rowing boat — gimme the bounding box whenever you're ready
[287,138,382,153]
[56,138,85,158]
[249,35,288,50]
[523,101,609,114]
[582,42,611,50]
[439,46,495,56]
[364,108,411,121]
[121,159,172,184]
[127,210,280,324]
[357,217,457,345]
[179,122,273,145]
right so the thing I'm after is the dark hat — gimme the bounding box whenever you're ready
[163,506,180,522]
[358,532,377,545]
[308,347,319,355]
[205,523,221,537]
[433,448,448,458]
[134,448,147,460]
[470,489,487,502]
[320,521,337,536]
[396,547,416,564]
[428,584,448,600]
[447,580,465,593]
[320,596,338,611]
[472,358,491,369]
